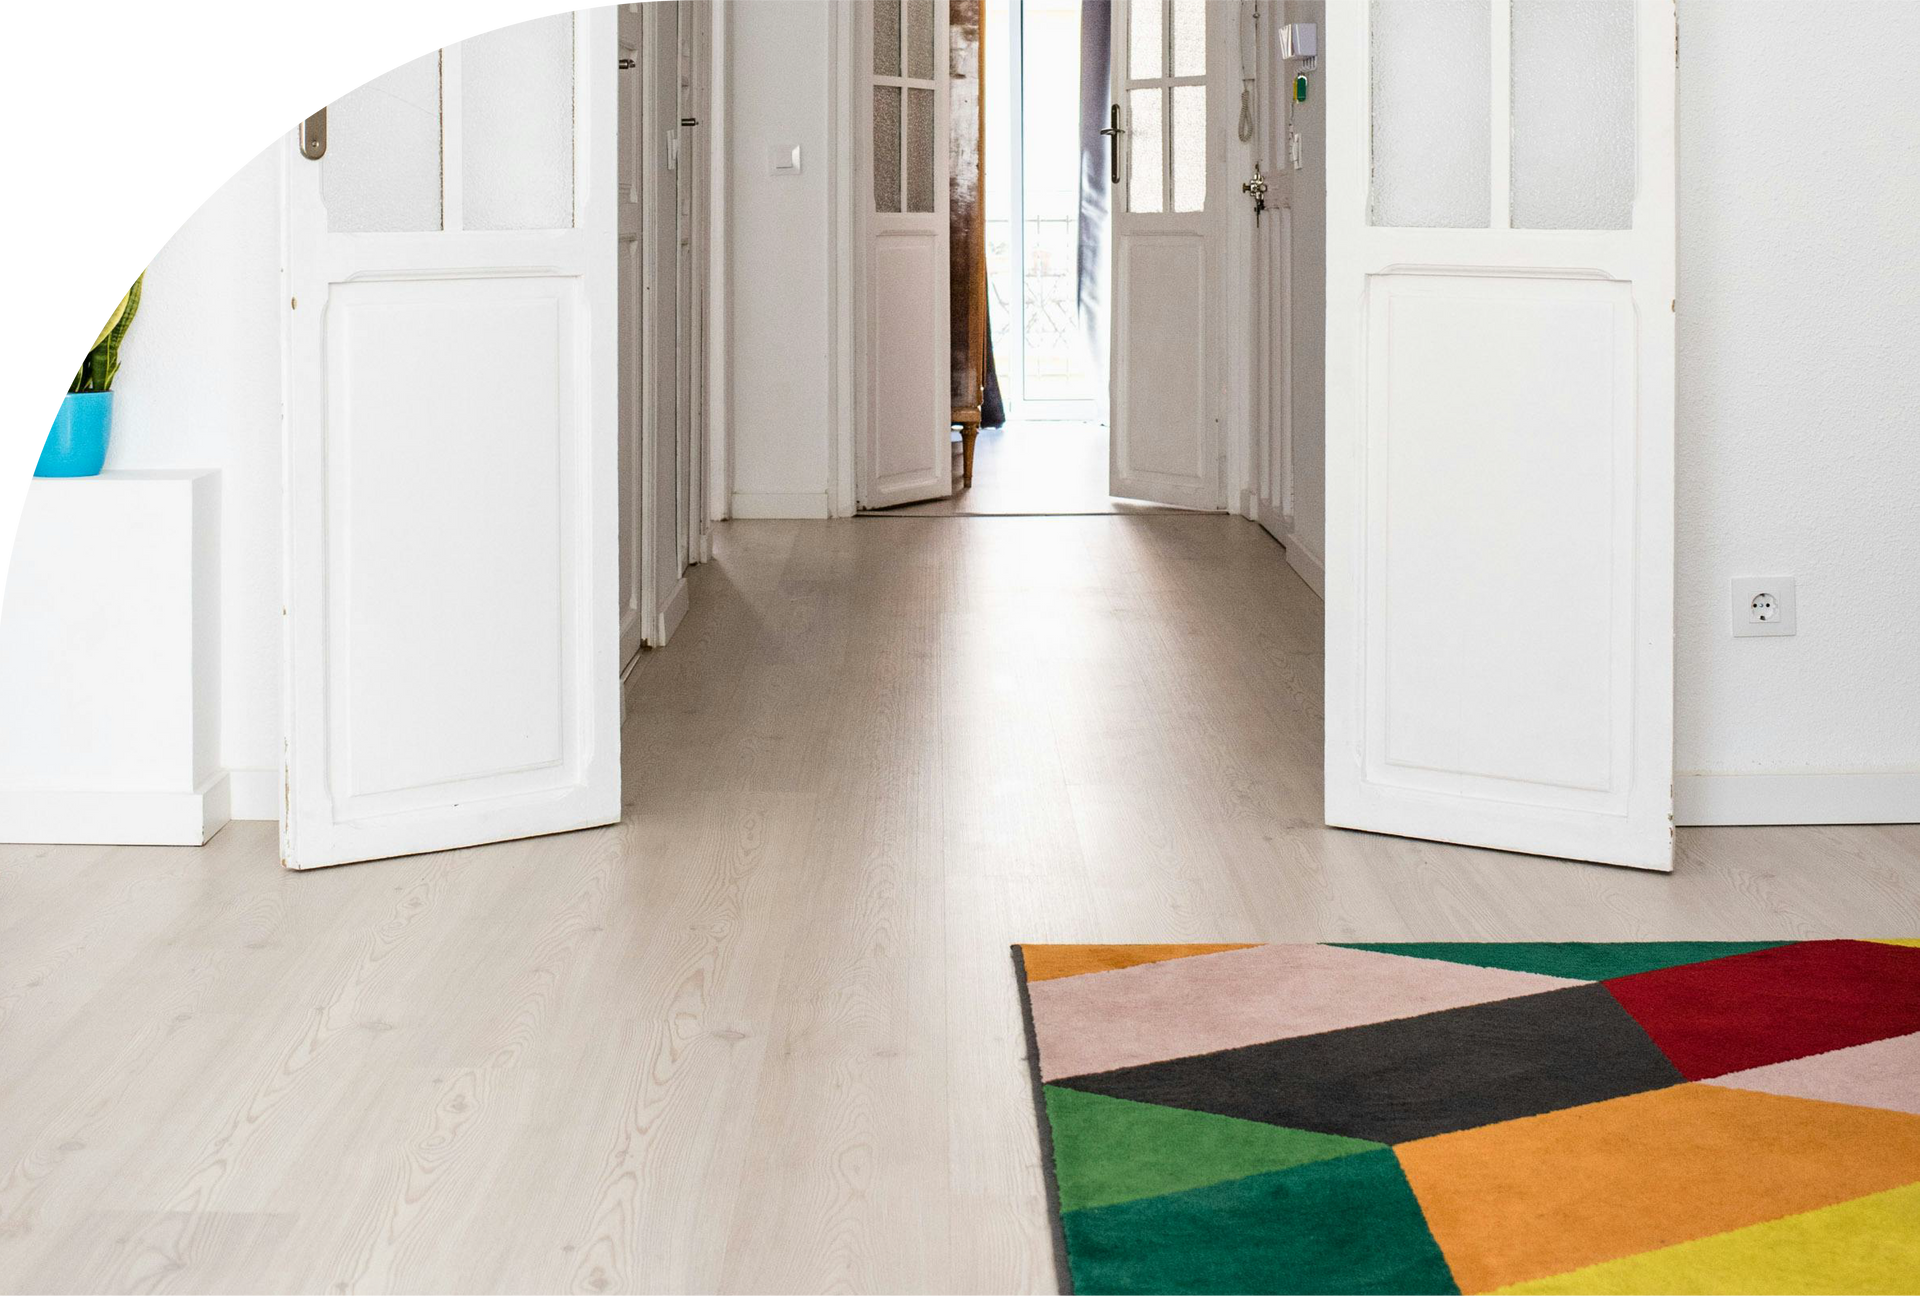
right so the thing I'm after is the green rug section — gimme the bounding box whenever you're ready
[1043,1085,1383,1213]
[1335,941,1792,982]
[1061,1148,1460,1295]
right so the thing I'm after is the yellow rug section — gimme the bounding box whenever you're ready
[1017,944,1260,982]
[1498,1180,1920,1295]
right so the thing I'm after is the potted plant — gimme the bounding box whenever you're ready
[36,274,144,478]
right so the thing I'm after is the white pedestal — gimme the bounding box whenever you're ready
[0,470,227,844]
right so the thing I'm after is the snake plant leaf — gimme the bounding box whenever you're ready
[86,289,131,355]
[102,268,144,357]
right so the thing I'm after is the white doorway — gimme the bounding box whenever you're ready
[853,0,1222,516]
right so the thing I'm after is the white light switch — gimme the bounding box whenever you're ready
[769,145,802,176]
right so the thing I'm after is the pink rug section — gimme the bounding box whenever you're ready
[1026,943,1583,1081]
[1706,1031,1920,1116]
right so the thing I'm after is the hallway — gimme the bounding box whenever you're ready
[3,516,1918,1292]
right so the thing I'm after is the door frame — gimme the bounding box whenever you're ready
[828,0,1248,512]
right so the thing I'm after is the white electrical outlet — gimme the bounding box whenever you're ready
[1731,576,1796,637]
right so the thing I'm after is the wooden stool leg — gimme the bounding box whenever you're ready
[961,427,978,488]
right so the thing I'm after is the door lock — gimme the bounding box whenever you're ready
[1242,163,1268,223]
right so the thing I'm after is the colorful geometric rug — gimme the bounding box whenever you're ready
[1014,941,1920,1294]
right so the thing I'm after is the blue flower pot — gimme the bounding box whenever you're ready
[36,392,113,477]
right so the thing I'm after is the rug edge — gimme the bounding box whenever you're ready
[1012,944,1076,1296]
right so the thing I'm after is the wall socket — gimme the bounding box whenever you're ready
[1731,576,1796,637]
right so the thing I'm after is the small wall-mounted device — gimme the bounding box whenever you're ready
[769,144,802,176]
[1280,22,1317,62]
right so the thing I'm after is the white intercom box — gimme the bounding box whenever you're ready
[1280,22,1317,61]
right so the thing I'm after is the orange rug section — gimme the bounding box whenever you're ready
[1017,943,1260,982]
[1396,1083,1920,1293]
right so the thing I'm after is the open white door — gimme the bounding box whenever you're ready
[284,10,621,869]
[1107,0,1223,511]
[641,0,691,646]
[1324,0,1676,870]
[859,0,953,510]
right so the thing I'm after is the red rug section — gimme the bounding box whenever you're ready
[1605,940,1920,1080]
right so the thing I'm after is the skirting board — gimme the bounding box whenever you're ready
[1283,532,1326,600]
[1676,771,1920,826]
[0,771,231,845]
[730,490,831,520]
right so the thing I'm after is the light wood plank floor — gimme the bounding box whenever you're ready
[2,515,1917,1294]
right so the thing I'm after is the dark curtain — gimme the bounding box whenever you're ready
[982,324,1007,427]
[1078,0,1112,422]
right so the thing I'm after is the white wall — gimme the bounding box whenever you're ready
[106,144,283,818]
[1282,0,1325,588]
[725,0,836,519]
[1672,0,1920,810]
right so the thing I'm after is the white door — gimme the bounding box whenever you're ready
[284,10,622,870]
[860,0,953,510]
[1323,0,1676,870]
[680,1,713,568]
[642,0,690,645]
[1107,0,1223,510]
[619,6,647,667]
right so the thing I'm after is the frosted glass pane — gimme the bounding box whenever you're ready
[1171,0,1205,77]
[906,87,935,211]
[874,86,902,212]
[906,0,935,78]
[324,51,442,233]
[1128,88,1164,213]
[1370,0,1490,228]
[1129,0,1163,80]
[1512,0,1635,229]
[463,14,574,231]
[875,0,901,76]
[1172,85,1205,212]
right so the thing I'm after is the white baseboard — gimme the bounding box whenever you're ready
[1676,771,1920,826]
[0,770,231,846]
[730,490,831,520]
[1283,532,1326,600]
[228,767,280,821]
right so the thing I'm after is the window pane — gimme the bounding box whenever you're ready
[874,85,902,212]
[324,51,443,233]
[463,14,575,231]
[1370,0,1490,227]
[906,87,935,211]
[875,0,902,76]
[1128,0,1164,80]
[1511,0,1634,229]
[1172,84,1205,212]
[1171,0,1205,77]
[1128,87,1164,213]
[906,0,935,78]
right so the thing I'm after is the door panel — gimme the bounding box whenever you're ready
[643,0,689,646]
[1108,0,1221,510]
[285,11,621,869]
[618,6,645,666]
[1324,0,1675,870]
[861,0,953,510]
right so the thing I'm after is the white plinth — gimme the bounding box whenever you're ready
[0,470,227,844]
